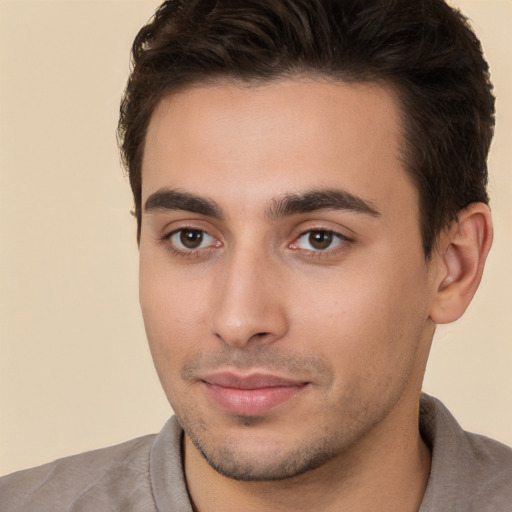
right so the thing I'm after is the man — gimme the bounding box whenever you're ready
[1,0,511,510]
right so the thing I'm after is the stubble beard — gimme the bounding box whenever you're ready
[182,412,343,482]
[173,344,414,483]
[175,346,343,481]
[176,393,399,484]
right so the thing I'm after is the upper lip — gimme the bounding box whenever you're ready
[201,371,308,389]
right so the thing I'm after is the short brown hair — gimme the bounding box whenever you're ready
[118,0,494,257]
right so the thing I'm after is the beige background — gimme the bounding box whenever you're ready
[0,0,510,476]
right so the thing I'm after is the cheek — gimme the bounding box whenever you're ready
[139,262,208,377]
[289,256,430,371]
[139,275,208,415]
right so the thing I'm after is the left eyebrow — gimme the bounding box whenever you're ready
[266,189,380,219]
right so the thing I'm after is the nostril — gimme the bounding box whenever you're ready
[246,332,273,344]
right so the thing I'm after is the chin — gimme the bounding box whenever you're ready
[186,422,340,482]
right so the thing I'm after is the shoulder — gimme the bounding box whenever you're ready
[0,434,157,512]
[464,430,512,508]
[420,393,512,511]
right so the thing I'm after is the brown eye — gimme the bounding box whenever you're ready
[168,228,216,252]
[179,229,204,249]
[294,229,346,252]
[308,230,333,250]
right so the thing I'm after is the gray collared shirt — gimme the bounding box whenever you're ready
[1,394,511,511]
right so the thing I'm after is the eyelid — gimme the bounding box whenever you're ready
[169,228,216,249]
[288,225,353,257]
[158,217,221,241]
[160,224,222,257]
[293,230,346,246]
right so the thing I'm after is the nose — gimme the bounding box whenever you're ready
[210,247,289,348]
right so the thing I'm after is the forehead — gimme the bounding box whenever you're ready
[141,79,415,218]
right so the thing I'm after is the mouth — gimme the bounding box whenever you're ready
[201,371,310,416]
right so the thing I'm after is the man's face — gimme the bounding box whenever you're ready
[139,79,437,480]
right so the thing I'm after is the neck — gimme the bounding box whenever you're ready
[184,397,431,512]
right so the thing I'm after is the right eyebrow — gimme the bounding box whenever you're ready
[144,188,223,219]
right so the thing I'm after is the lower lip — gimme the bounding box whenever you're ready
[204,382,307,416]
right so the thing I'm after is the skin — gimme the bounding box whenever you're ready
[138,79,492,511]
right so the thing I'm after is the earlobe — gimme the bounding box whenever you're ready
[429,202,493,324]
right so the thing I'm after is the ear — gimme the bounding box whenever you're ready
[429,203,493,324]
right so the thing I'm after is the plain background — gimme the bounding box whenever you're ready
[0,0,510,476]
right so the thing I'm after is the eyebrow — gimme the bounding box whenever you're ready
[144,189,223,218]
[143,188,380,219]
[266,189,380,219]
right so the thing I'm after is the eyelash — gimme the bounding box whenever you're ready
[289,229,351,257]
[160,227,220,258]
[160,227,352,258]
